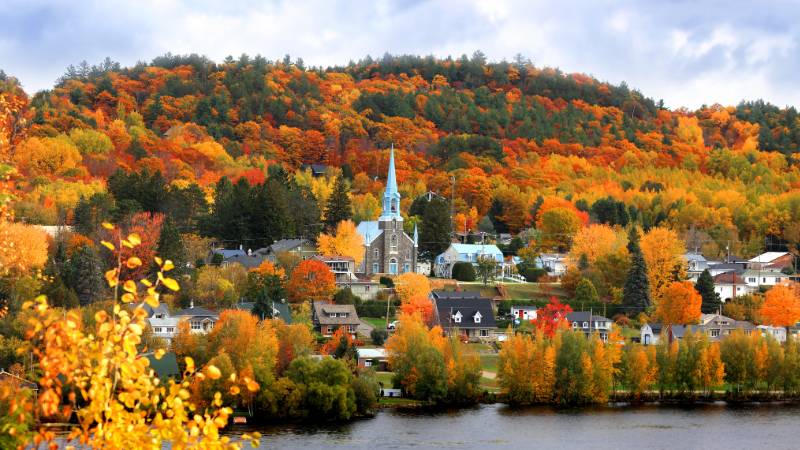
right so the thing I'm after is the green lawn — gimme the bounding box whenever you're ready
[362,318,391,328]
[377,397,430,406]
[479,376,499,388]
[374,371,394,386]
[480,355,498,373]
[467,343,490,351]
[620,327,640,338]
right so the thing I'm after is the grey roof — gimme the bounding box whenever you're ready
[510,305,539,310]
[711,263,746,271]
[224,253,265,270]
[566,311,611,323]
[670,325,705,339]
[430,290,483,300]
[683,254,707,262]
[701,314,756,331]
[646,323,665,332]
[172,306,219,318]
[266,239,310,254]
[233,301,292,324]
[127,302,170,318]
[313,302,360,326]
[437,304,496,330]
[300,164,330,175]
[211,249,246,259]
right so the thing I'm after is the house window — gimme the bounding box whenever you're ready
[572,322,578,327]
[365,285,370,292]
[468,254,472,262]
[154,327,162,333]
[329,313,336,318]
[749,278,756,283]
[480,329,489,337]
[347,325,356,333]
[191,322,201,330]
[710,330,720,337]
[365,360,372,367]
[583,322,588,328]
[390,259,397,274]
[763,278,767,283]
[339,313,348,318]
[391,235,398,252]
[475,315,481,323]
[167,327,174,333]
[326,326,333,334]
[454,314,461,323]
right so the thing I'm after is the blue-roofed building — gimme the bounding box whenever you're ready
[435,244,507,279]
[355,145,418,277]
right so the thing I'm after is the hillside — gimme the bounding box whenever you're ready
[1,52,799,256]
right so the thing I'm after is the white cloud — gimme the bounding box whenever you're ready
[1,0,799,109]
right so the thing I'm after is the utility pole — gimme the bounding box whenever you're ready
[450,176,455,240]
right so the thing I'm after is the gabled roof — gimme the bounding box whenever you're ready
[565,311,611,323]
[430,290,483,300]
[710,263,745,271]
[172,306,219,318]
[670,325,705,339]
[274,302,292,324]
[224,254,265,270]
[313,302,360,325]
[750,252,791,263]
[147,317,182,327]
[300,164,330,175]
[645,323,664,332]
[712,273,747,285]
[449,244,504,255]
[211,249,246,259]
[437,303,496,329]
[267,238,312,254]
[358,348,387,359]
[683,254,707,262]
[356,221,382,245]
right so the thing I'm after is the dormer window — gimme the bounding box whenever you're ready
[454,312,462,323]
[583,322,588,328]
[329,313,336,318]
[474,312,482,323]
[572,322,578,327]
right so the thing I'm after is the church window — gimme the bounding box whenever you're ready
[390,235,398,252]
[391,199,397,214]
[390,259,397,274]
[406,249,410,260]
[392,218,397,229]
[374,248,379,259]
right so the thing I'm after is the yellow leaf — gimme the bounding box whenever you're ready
[145,296,160,308]
[155,349,166,360]
[185,357,195,371]
[229,386,240,395]
[123,280,137,293]
[155,257,163,266]
[121,240,134,248]
[126,257,142,268]
[205,365,221,380]
[102,222,115,230]
[121,293,135,302]
[128,233,141,245]
[101,241,115,251]
[163,260,174,271]
[141,279,152,287]
[162,278,180,291]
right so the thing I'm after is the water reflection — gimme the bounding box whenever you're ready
[32,403,800,449]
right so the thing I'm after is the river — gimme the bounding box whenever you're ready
[38,402,800,449]
[233,402,800,450]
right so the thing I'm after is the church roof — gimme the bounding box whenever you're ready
[357,221,382,245]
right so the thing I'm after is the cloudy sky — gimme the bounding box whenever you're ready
[1,0,798,110]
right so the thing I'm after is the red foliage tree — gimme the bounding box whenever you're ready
[286,259,337,304]
[532,297,574,338]
[94,212,164,280]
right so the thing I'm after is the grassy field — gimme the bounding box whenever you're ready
[467,343,490,351]
[362,318,391,328]
[374,371,394,386]
[620,327,640,338]
[441,282,569,301]
[479,376,499,388]
[376,397,430,405]
[480,355,498,373]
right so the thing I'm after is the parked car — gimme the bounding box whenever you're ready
[387,320,400,330]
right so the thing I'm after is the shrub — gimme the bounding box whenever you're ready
[519,267,547,282]
[370,328,389,346]
[379,276,393,286]
[452,262,476,281]
[612,313,631,328]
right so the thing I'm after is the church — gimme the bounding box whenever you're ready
[356,146,418,277]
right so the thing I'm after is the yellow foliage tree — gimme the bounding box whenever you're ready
[316,220,365,265]
[14,137,82,175]
[640,227,686,309]
[0,221,48,277]
[569,223,620,265]
[394,272,431,303]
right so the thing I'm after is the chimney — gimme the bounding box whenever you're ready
[190,299,194,308]
[248,248,252,255]
[240,244,243,251]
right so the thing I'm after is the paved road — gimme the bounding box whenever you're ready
[357,319,375,336]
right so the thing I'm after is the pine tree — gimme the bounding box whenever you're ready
[695,269,721,314]
[73,194,93,236]
[419,198,452,262]
[623,227,651,315]
[154,214,187,276]
[323,176,352,232]
[71,246,107,306]
[251,287,273,321]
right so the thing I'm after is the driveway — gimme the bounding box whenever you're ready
[358,319,376,336]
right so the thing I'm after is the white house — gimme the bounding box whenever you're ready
[641,323,665,345]
[683,253,709,282]
[737,269,788,289]
[509,306,538,320]
[435,244,506,279]
[712,273,755,302]
[758,325,787,344]
[539,253,567,276]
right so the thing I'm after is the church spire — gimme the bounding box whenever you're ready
[379,144,402,221]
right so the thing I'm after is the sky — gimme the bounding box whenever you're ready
[1,0,799,110]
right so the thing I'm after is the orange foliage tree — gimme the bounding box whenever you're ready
[656,280,702,325]
[95,212,164,280]
[399,295,435,324]
[286,259,337,303]
[207,309,278,372]
[0,221,48,277]
[759,281,800,327]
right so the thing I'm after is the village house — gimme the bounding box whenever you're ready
[699,314,757,339]
[313,254,356,283]
[232,298,293,324]
[736,269,788,289]
[749,252,793,270]
[312,302,360,337]
[259,238,318,264]
[539,253,567,276]
[757,325,787,344]
[432,296,497,340]
[171,301,219,334]
[712,272,756,301]
[683,253,709,282]
[357,348,389,371]
[356,146,418,277]
[509,305,538,321]
[566,311,613,341]
[222,251,265,270]
[640,322,665,345]
[434,244,506,279]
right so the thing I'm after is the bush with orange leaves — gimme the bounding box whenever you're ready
[0,223,262,450]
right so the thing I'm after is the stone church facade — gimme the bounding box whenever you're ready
[356,146,418,277]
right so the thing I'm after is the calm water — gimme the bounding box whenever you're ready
[39,403,800,449]
[232,402,800,450]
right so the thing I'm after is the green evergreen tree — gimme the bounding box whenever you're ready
[154,214,187,276]
[251,287,273,321]
[696,269,722,314]
[466,230,475,244]
[323,176,353,232]
[419,198,452,262]
[622,227,651,315]
[73,194,93,236]
[71,246,107,306]
[578,253,590,271]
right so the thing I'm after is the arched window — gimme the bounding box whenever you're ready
[391,199,397,213]
[392,218,397,230]
[406,249,410,260]
[374,248,379,259]
[390,259,397,274]
[390,235,398,252]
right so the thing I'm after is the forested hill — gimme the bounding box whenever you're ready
[1,51,799,256]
